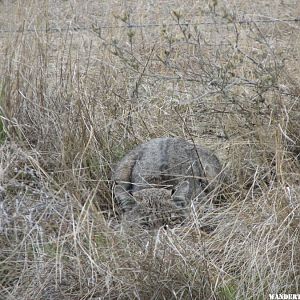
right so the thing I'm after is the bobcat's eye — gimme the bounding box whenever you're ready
[139,216,150,228]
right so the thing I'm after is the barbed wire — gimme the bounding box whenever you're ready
[0,17,299,34]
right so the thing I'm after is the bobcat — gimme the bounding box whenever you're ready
[121,186,189,229]
[113,137,223,229]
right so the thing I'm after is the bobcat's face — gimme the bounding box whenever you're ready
[123,188,188,229]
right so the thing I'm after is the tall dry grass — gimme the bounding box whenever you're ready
[0,0,299,299]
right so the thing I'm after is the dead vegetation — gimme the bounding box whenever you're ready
[0,0,299,299]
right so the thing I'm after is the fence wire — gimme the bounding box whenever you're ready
[0,17,299,34]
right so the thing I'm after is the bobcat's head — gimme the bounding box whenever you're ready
[114,182,190,229]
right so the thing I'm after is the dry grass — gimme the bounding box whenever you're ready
[0,0,299,299]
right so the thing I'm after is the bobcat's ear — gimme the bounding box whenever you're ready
[114,185,137,212]
[172,181,189,208]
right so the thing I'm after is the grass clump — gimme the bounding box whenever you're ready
[0,0,299,299]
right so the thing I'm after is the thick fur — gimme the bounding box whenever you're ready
[113,137,223,228]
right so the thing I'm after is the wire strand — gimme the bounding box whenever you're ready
[0,17,299,34]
